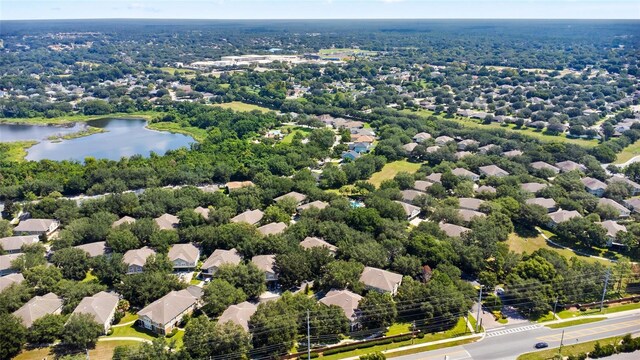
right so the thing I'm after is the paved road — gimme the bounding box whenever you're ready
[393,312,640,360]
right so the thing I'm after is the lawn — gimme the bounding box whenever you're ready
[320,318,471,359]
[15,340,141,360]
[402,108,599,148]
[386,323,412,336]
[108,322,158,341]
[0,141,38,161]
[557,302,640,319]
[159,67,197,76]
[281,126,313,144]
[506,232,613,266]
[615,139,640,164]
[546,317,606,329]
[387,338,478,358]
[82,270,98,283]
[146,121,208,142]
[517,335,621,360]
[368,160,422,188]
[213,101,271,113]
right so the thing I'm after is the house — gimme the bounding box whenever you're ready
[548,210,582,227]
[458,209,486,222]
[435,136,455,146]
[257,222,288,236]
[0,273,24,293]
[0,253,20,276]
[351,134,376,144]
[598,198,631,218]
[458,198,485,211]
[451,168,480,182]
[348,142,372,154]
[582,177,608,197]
[475,185,497,194]
[300,237,337,254]
[230,209,264,225]
[426,145,440,153]
[502,150,524,158]
[218,301,257,331]
[555,161,586,173]
[359,266,403,295]
[624,198,640,213]
[13,219,59,236]
[597,220,627,247]
[413,132,432,143]
[154,213,179,230]
[402,143,419,153]
[168,243,200,271]
[251,255,277,283]
[455,151,473,160]
[297,200,329,212]
[525,198,557,212]
[457,139,479,150]
[74,241,108,258]
[112,216,136,228]
[607,177,640,196]
[400,190,426,203]
[194,206,210,220]
[426,173,442,183]
[439,223,471,238]
[342,150,361,161]
[395,201,421,220]
[478,144,500,154]
[123,247,156,274]
[226,181,255,192]
[201,248,242,276]
[413,180,433,192]
[137,288,200,335]
[13,293,63,328]
[530,161,560,174]
[0,235,39,254]
[479,165,509,178]
[521,182,548,193]
[71,291,119,333]
[274,191,307,205]
[319,289,363,330]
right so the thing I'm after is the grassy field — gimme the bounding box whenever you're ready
[116,312,138,325]
[368,160,422,187]
[0,111,158,126]
[546,317,606,329]
[281,126,313,144]
[615,139,640,164]
[517,335,621,360]
[320,318,471,359]
[0,141,38,161]
[402,109,599,147]
[386,323,412,336]
[146,122,208,142]
[15,340,141,360]
[557,302,640,319]
[387,338,478,358]
[108,322,158,341]
[213,101,271,113]
[159,67,197,76]
[506,232,613,266]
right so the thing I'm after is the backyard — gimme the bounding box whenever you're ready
[368,160,422,187]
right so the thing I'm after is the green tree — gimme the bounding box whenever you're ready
[91,253,127,287]
[149,230,179,253]
[0,283,33,313]
[202,279,247,316]
[116,272,185,307]
[318,260,364,293]
[0,219,12,237]
[28,313,65,344]
[249,300,298,357]
[360,353,386,360]
[106,229,140,253]
[262,205,291,225]
[61,313,103,349]
[0,313,27,359]
[24,265,63,295]
[358,291,397,330]
[183,316,252,360]
[213,263,266,299]
[10,243,47,272]
[51,247,91,281]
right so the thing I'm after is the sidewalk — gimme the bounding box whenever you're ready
[541,307,640,326]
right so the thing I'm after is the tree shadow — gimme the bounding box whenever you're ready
[514,225,538,238]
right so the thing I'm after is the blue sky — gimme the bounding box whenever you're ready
[1,0,639,20]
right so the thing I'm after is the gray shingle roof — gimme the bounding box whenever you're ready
[13,293,63,328]
[257,222,287,236]
[202,249,242,271]
[218,301,257,331]
[71,291,119,326]
[0,273,24,293]
[0,235,39,253]
[14,219,57,233]
[138,289,198,326]
[112,216,136,228]
[300,237,337,253]
[168,243,200,263]
[274,191,307,204]
[251,255,276,274]
[319,289,362,321]
[74,241,107,257]
[154,213,179,230]
[439,223,471,238]
[359,267,403,293]
[123,247,156,267]
[230,209,264,225]
[297,201,329,212]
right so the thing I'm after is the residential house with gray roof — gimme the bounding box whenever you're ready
[168,243,200,271]
[138,289,200,335]
[218,301,257,331]
[230,209,264,225]
[14,219,59,236]
[0,235,39,254]
[71,291,119,333]
[123,247,156,274]
[359,267,403,295]
[201,248,242,276]
[13,293,63,328]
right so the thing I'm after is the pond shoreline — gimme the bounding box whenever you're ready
[0,112,156,126]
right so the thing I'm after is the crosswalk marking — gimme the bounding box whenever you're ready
[485,324,541,337]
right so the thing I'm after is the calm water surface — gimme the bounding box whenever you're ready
[0,118,194,161]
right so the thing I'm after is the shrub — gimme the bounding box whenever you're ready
[416,332,425,339]
[107,328,114,336]
[165,328,178,338]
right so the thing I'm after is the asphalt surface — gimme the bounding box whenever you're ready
[393,312,640,360]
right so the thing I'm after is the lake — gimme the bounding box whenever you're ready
[0,118,195,161]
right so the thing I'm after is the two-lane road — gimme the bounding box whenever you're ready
[393,313,640,360]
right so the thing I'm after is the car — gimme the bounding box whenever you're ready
[535,342,549,349]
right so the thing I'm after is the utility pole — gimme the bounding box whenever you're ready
[600,269,611,312]
[559,330,565,355]
[85,348,89,360]
[475,285,483,332]
[553,297,559,318]
[307,310,311,360]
